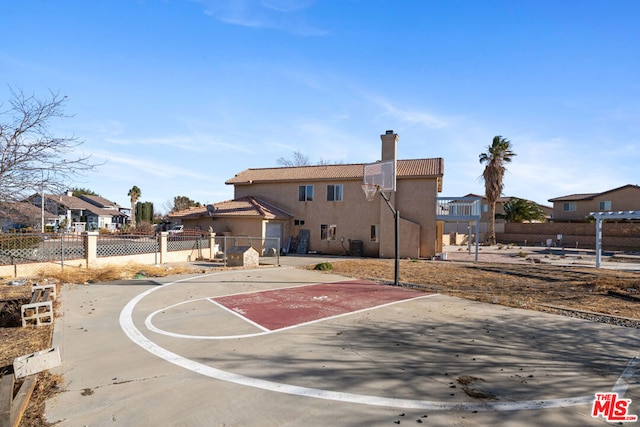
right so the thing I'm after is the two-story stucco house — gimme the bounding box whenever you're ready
[27,192,128,231]
[170,131,445,259]
[548,184,640,222]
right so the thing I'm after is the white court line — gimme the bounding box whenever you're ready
[612,356,640,396]
[120,271,635,411]
[207,298,272,332]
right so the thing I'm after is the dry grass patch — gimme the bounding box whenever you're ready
[33,262,199,284]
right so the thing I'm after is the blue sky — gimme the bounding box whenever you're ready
[2,0,639,212]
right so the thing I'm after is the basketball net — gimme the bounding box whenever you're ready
[361,184,378,202]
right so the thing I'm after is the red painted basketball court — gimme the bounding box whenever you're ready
[212,279,426,330]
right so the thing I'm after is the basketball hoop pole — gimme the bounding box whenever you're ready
[379,190,400,287]
[362,184,399,287]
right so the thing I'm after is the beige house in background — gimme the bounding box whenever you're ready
[170,131,445,259]
[548,184,640,222]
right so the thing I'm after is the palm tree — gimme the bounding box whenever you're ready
[497,198,546,223]
[127,186,141,228]
[479,136,516,245]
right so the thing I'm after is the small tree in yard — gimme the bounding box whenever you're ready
[170,196,201,213]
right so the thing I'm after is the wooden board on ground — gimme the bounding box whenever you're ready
[0,373,37,427]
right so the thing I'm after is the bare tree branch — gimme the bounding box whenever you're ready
[277,151,311,167]
[0,87,101,202]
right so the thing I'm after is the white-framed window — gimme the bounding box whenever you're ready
[599,200,612,210]
[370,224,379,242]
[327,184,343,201]
[563,202,577,212]
[298,185,314,201]
[320,224,337,240]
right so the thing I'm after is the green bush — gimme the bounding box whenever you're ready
[314,262,333,271]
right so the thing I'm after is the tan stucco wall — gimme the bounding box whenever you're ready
[233,175,440,259]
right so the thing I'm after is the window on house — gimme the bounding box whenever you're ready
[370,224,379,242]
[320,224,337,240]
[599,200,612,210]
[562,202,577,212]
[481,204,488,213]
[327,184,343,201]
[294,219,305,226]
[298,185,314,201]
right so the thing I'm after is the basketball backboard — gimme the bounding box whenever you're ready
[363,160,396,192]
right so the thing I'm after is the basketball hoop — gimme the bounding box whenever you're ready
[361,184,378,202]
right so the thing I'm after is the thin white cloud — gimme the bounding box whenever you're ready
[105,136,199,151]
[363,93,450,129]
[89,149,205,180]
[191,0,328,36]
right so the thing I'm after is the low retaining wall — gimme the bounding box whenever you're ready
[0,248,202,279]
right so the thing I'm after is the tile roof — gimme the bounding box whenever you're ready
[0,202,58,219]
[225,158,444,185]
[44,194,126,217]
[79,194,123,209]
[169,196,292,220]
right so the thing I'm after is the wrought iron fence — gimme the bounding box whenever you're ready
[0,232,282,275]
[97,233,159,257]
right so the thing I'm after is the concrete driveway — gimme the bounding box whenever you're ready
[45,266,640,426]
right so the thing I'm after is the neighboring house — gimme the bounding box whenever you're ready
[548,184,640,222]
[79,194,129,227]
[0,202,58,232]
[26,191,128,231]
[171,131,445,259]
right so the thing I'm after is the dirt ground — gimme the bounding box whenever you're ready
[326,258,640,320]
[1,255,640,425]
